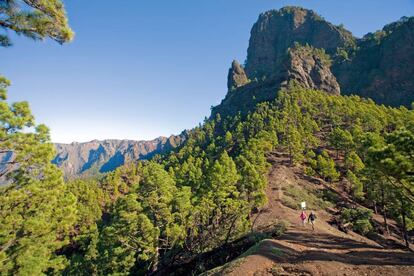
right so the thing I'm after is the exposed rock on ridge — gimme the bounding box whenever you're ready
[53,134,185,178]
[213,7,413,117]
[245,6,353,79]
[285,44,340,95]
[333,16,414,107]
[214,42,340,117]
[227,60,249,90]
[212,7,348,117]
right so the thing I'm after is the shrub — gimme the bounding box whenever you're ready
[347,170,364,200]
[283,185,332,210]
[353,219,374,235]
[317,152,340,182]
[340,207,374,235]
[315,189,339,204]
[271,220,289,237]
[304,166,316,176]
[281,195,300,210]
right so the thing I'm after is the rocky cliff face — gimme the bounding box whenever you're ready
[227,60,249,90]
[53,134,185,178]
[333,16,414,107]
[214,7,345,117]
[215,43,340,117]
[213,7,413,117]
[285,44,340,95]
[245,7,353,79]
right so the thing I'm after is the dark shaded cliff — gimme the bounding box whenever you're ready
[333,16,414,107]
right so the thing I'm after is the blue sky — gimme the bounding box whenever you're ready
[1,0,413,143]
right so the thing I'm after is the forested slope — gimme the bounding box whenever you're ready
[2,77,414,275]
[5,84,411,275]
[1,3,414,276]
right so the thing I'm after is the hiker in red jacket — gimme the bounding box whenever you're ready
[300,211,307,227]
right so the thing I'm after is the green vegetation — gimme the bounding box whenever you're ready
[0,2,75,273]
[315,151,340,182]
[1,3,414,273]
[340,207,374,236]
[0,76,78,274]
[282,184,332,210]
[290,43,333,67]
[0,0,73,46]
[2,78,414,273]
[316,189,340,205]
[362,16,414,44]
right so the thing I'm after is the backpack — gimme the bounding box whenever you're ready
[309,213,316,221]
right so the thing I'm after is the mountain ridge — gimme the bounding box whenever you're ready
[52,133,186,177]
[3,4,414,275]
[213,7,413,118]
[54,8,414,178]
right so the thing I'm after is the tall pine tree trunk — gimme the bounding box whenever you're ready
[400,198,409,248]
[151,221,160,273]
[380,187,389,234]
[288,143,293,165]
[402,212,409,248]
[151,246,160,273]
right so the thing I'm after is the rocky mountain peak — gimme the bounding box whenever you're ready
[245,7,353,79]
[212,7,414,117]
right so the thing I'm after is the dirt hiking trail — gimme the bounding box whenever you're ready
[209,155,414,275]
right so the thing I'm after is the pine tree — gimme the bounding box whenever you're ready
[0,0,73,46]
[0,3,76,273]
[191,152,249,251]
[345,151,364,172]
[347,170,364,200]
[236,155,267,207]
[96,194,157,275]
[137,162,181,271]
[317,151,340,182]
[329,127,354,159]
[366,128,414,246]
[0,77,77,274]
[363,169,392,234]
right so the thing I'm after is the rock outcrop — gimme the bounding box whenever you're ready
[333,16,414,107]
[0,152,14,185]
[284,44,340,95]
[227,60,249,90]
[213,7,413,117]
[213,7,345,117]
[245,6,354,79]
[53,133,186,178]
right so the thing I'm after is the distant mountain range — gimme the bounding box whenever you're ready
[4,7,414,180]
[44,8,414,178]
[52,133,186,178]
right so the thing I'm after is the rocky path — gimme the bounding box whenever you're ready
[224,225,414,276]
[213,159,414,275]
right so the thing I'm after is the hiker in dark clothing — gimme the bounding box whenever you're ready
[308,212,316,231]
